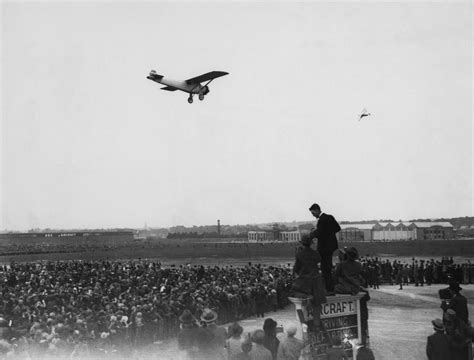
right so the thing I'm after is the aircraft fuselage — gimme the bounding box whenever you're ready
[149,76,205,94]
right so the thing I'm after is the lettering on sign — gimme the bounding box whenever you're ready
[321,314,358,330]
[299,298,360,359]
[320,300,356,318]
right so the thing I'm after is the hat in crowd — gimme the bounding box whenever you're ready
[346,247,359,260]
[228,322,243,337]
[200,308,218,323]
[300,234,313,246]
[263,318,277,331]
[250,329,265,344]
[432,319,444,331]
[179,310,196,324]
[448,281,462,292]
[286,323,297,337]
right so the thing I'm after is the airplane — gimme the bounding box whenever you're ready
[147,70,229,104]
[358,108,371,121]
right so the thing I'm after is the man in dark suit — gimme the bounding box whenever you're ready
[309,203,341,294]
[441,280,469,324]
[426,318,450,360]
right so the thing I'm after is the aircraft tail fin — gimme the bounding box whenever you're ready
[147,70,163,81]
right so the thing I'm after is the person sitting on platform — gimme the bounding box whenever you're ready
[292,234,327,331]
[334,247,364,295]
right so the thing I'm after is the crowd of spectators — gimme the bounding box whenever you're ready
[0,254,471,359]
[0,260,293,359]
[358,256,474,289]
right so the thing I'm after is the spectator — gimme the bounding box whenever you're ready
[443,309,471,360]
[426,318,450,360]
[441,280,469,324]
[249,330,272,360]
[276,323,303,360]
[177,309,201,359]
[325,337,348,360]
[196,308,227,360]
[226,322,244,360]
[262,318,279,360]
[232,337,252,360]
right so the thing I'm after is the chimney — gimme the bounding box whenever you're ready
[217,220,221,236]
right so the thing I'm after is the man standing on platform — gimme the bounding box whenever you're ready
[309,203,341,295]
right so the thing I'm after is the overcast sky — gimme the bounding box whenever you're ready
[1,1,472,230]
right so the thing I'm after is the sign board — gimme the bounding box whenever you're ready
[290,294,364,360]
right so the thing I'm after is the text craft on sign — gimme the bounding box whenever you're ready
[320,299,356,318]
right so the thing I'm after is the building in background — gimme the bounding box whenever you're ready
[248,223,300,242]
[338,224,375,242]
[279,231,301,242]
[412,222,454,240]
[336,221,454,242]
[372,222,417,241]
[248,231,274,242]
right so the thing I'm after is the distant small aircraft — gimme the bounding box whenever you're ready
[359,108,371,121]
[147,70,229,104]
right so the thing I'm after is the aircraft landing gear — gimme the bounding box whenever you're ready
[187,96,193,104]
[199,93,205,101]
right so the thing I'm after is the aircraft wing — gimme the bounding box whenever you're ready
[186,71,229,84]
[161,86,178,91]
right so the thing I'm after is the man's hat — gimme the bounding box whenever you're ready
[200,308,218,323]
[263,318,277,331]
[179,309,196,324]
[432,319,444,331]
[448,281,462,292]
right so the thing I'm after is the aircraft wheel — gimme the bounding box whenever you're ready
[188,97,193,104]
[199,94,205,101]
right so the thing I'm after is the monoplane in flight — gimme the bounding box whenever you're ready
[147,70,229,104]
[358,108,371,121]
